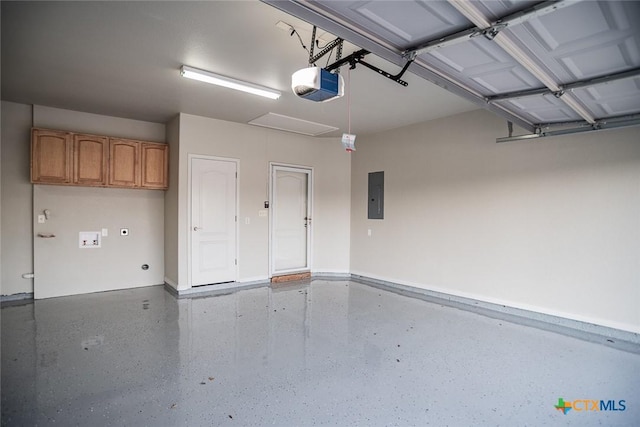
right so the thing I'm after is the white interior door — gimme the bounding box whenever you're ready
[271,166,312,275]
[191,158,237,286]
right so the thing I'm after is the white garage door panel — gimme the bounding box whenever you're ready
[498,96,582,124]
[572,79,640,117]
[268,0,640,130]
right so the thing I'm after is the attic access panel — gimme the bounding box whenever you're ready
[263,0,640,139]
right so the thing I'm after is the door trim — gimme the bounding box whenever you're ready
[269,162,313,278]
[187,154,240,288]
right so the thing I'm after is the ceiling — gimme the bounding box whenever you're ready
[0,1,477,138]
[267,0,640,140]
[3,1,638,141]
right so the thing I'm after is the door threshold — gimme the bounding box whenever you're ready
[271,272,311,283]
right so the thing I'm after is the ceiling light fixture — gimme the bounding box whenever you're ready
[180,65,281,100]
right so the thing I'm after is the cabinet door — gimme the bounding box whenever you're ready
[109,139,140,187]
[73,134,108,186]
[141,143,168,189]
[31,129,72,184]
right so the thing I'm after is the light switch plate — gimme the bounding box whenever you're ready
[102,228,108,237]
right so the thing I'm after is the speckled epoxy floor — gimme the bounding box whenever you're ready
[2,280,639,426]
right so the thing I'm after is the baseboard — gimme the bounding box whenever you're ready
[163,277,178,289]
[311,272,351,280]
[171,279,270,299]
[1,292,34,306]
[351,274,640,354]
[163,282,179,297]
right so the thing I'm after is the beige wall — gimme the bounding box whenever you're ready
[351,109,640,333]
[1,101,34,295]
[8,105,167,299]
[172,113,351,290]
[164,115,180,287]
[6,100,636,335]
[33,186,165,299]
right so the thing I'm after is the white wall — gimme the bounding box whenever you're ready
[171,113,351,290]
[351,109,640,333]
[1,102,35,295]
[28,105,166,298]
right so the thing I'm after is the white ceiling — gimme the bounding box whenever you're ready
[1,1,478,137]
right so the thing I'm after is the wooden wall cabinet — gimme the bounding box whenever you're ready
[74,134,109,186]
[31,128,168,190]
[31,129,72,184]
[109,138,140,187]
[141,143,169,189]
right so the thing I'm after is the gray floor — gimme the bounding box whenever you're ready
[2,280,639,426]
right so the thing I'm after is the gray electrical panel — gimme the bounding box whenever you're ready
[368,171,384,219]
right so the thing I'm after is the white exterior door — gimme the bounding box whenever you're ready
[191,158,237,286]
[271,165,312,275]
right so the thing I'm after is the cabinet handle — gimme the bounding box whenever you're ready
[193,227,201,231]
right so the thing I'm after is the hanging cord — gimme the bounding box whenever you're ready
[325,48,334,68]
[316,39,336,67]
[286,24,310,58]
[347,67,351,135]
[345,67,355,152]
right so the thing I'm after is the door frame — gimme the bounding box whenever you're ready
[187,154,240,288]
[269,162,314,278]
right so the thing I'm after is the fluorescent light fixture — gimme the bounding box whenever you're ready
[180,65,281,100]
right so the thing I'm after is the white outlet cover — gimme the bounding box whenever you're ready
[79,231,101,248]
